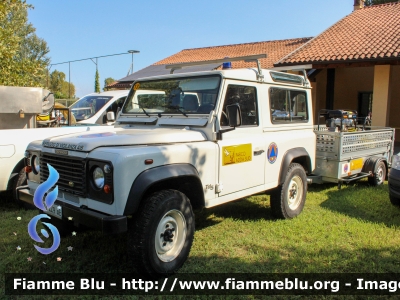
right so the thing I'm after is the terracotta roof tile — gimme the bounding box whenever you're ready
[106,38,312,90]
[276,2,400,66]
[153,38,312,69]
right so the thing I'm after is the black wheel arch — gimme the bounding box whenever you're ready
[278,147,312,185]
[362,156,388,177]
[123,164,205,215]
[6,158,25,191]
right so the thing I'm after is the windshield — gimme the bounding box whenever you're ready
[122,75,221,115]
[70,96,112,121]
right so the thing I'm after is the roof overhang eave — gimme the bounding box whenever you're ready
[274,57,400,68]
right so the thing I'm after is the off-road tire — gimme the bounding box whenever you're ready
[270,163,307,219]
[368,160,386,186]
[389,195,400,207]
[128,189,195,278]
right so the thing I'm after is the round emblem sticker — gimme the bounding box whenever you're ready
[133,83,140,90]
[267,143,278,164]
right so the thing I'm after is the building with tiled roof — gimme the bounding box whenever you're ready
[275,1,400,136]
[154,38,312,69]
[106,37,312,89]
[275,2,400,67]
[108,1,399,139]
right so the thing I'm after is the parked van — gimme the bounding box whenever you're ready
[0,90,129,196]
[70,90,129,125]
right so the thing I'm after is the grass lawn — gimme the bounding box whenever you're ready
[1,180,400,299]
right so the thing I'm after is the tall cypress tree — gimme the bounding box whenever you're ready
[95,69,100,93]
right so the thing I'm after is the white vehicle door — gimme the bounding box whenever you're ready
[217,82,265,196]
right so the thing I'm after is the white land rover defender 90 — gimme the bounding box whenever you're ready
[19,55,316,277]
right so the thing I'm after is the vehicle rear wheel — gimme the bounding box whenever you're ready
[270,163,307,219]
[128,189,194,278]
[368,160,386,186]
[389,195,400,207]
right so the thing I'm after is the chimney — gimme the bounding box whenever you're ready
[353,0,365,10]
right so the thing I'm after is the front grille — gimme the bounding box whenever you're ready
[40,153,86,196]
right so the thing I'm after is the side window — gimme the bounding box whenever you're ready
[106,97,127,115]
[220,85,258,126]
[103,96,126,123]
[270,88,308,123]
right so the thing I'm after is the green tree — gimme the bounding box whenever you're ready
[364,0,398,6]
[61,81,76,99]
[49,70,65,92]
[0,0,50,86]
[103,77,115,91]
[49,69,75,99]
[94,69,100,93]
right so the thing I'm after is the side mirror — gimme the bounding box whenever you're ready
[226,104,241,127]
[107,111,115,122]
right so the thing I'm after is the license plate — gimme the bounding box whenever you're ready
[350,158,364,171]
[47,205,62,219]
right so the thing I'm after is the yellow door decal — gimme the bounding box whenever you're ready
[222,144,252,166]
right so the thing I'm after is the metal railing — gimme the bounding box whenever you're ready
[55,99,77,107]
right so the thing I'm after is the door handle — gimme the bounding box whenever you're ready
[253,150,265,156]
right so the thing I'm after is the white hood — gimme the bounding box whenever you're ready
[42,127,207,152]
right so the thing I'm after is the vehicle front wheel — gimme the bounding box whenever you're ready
[128,189,195,278]
[270,163,307,219]
[368,160,386,186]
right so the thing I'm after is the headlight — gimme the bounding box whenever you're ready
[392,155,400,170]
[104,164,111,173]
[92,167,105,189]
[32,155,40,174]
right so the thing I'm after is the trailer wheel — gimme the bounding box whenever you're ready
[368,160,386,186]
[128,189,194,278]
[390,195,400,207]
[270,163,307,219]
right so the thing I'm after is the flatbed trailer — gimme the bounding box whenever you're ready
[308,111,394,188]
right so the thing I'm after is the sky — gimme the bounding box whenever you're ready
[27,0,353,98]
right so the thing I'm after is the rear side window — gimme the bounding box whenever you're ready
[269,88,308,123]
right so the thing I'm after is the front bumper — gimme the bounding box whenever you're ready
[388,168,400,199]
[18,188,127,234]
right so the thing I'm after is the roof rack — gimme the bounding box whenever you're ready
[165,54,267,81]
[272,64,312,88]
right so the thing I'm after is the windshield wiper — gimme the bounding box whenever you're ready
[163,105,188,117]
[132,102,150,117]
